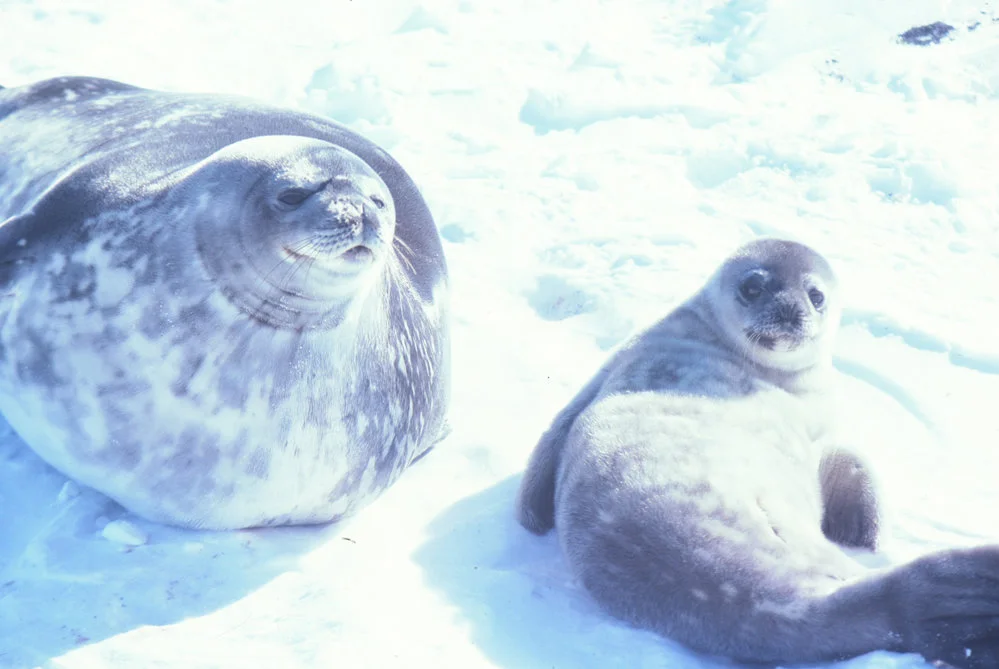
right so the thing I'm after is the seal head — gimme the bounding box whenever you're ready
[707,238,840,373]
[190,136,397,330]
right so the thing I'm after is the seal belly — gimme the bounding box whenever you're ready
[0,265,410,529]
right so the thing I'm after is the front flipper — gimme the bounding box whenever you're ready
[410,419,453,465]
[819,446,881,550]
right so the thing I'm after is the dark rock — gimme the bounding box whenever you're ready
[898,21,955,46]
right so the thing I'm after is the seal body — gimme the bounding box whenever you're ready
[0,76,450,530]
[517,239,999,668]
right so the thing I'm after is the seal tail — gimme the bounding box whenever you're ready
[516,359,617,534]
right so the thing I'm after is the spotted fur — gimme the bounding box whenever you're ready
[0,76,450,530]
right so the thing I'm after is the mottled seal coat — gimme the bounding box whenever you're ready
[0,76,450,530]
[517,239,999,668]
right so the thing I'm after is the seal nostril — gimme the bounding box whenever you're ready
[776,302,804,328]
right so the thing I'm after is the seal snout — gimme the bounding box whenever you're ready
[252,149,395,274]
[328,196,365,232]
[744,298,812,351]
[774,300,805,330]
[317,195,384,265]
[325,191,387,238]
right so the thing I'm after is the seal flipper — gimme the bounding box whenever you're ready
[819,447,881,550]
[409,419,452,465]
[733,545,999,667]
[573,528,999,667]
[516,360,615,535]
[436,418,453,444]
[885,545,999,668]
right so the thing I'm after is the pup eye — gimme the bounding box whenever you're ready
[278,188,311,206]
[739,274,766,302]
[371,195,386,209]
[808,288,825,309]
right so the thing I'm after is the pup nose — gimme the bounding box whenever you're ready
[776,301,803,328]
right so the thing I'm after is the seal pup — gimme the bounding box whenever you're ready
[517,238,999,668]
[0,76,450,530]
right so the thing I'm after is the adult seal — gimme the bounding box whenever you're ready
[517,238,999,668]
[0,76,451,530]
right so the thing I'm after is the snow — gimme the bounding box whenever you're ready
[99,521,148,548]
[1,0,999,667]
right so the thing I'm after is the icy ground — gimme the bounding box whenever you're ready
[1,0,999,667]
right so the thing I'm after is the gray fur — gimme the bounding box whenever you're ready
[517,238,999,668]
[0,76,451,530]
[820,447,881,549]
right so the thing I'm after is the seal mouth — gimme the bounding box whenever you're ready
[340,245,374,264]
[745,327,804,352]
[756,334,777,350]
[282,244,374,265]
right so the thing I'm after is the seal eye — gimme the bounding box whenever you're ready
[739,274,766,302]
[277,188,311,207]
[808,288,825,309]
[371,195,386,209]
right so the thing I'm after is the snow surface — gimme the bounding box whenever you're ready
[1,1,999,667]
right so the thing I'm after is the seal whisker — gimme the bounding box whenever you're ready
[264,253,314,295]
[393,234,414,257]
[280,254,317,293]
[254,237,326,294]
[300,256,319,297]
[393,235,417,276]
